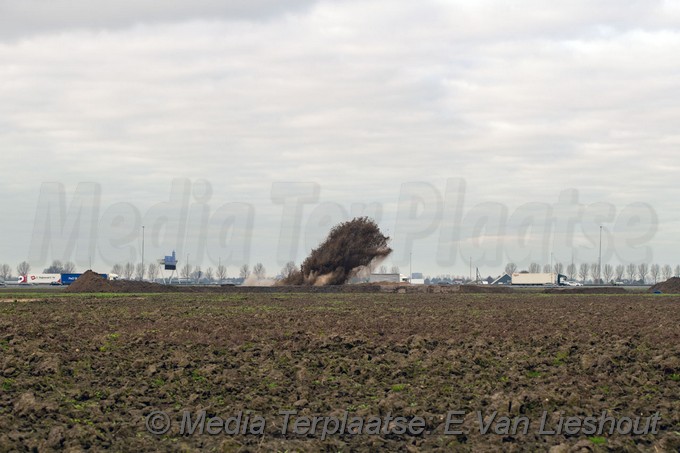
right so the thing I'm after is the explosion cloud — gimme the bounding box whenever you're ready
[282,217,392,285]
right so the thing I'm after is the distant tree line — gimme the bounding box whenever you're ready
[2,259,679,286]
[503,262,680,284]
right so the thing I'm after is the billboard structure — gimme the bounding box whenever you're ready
[158,251,178,284]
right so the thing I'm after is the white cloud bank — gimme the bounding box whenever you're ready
[1,0,679,276]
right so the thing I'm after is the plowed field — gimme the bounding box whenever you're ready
[1,292,678,452]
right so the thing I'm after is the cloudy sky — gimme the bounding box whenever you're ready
[1,0,679,278]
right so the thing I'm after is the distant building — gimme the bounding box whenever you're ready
[369,273,408,283]
[491,274,512,285]
[410,272,425,285]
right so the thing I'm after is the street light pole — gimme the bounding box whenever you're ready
[598,226,602,285]
[141,225,145,281]
[409,251,412,284]
[550,252,554,284]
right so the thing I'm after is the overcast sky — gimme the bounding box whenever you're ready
[1,0,679,278]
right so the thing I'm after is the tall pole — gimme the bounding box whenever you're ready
[550,252,554,284]
[141,225,145,281]
[187,253,190,285]
[409,251,412,284]
[469,256,472,282]
[598,225,602,285]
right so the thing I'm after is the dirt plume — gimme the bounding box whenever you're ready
[281,217,392,285]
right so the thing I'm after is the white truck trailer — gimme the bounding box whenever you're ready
[511,272,566,286]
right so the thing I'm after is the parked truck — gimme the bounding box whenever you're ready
[18,273,110,285]
[18,273,62,285]
[511,272,566,286]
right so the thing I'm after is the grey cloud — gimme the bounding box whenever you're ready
[1,0,679,274]
[0,0,319,40]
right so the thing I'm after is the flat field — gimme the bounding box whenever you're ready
[0,292,678,452]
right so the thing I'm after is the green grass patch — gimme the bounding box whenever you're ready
[2,378,15,391]
[552,350,569,366]
[589,436,606,445]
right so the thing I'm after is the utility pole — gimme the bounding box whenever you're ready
[598,225,602,285]
[469,256,472,282]
[550,252,554,284]
[187,253,190,285]
[141,225,145,281]
[409,251,412,284]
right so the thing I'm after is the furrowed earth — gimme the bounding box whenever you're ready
[1,291,678,452]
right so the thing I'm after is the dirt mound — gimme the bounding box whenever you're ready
[281,217,392,286]
[649,277,680,293]
[543,286,626,294]
[65,270,177,293]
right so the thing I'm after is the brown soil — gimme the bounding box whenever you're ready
[649,277,680,293]
[65,270,178,293]
[1,292,678,452]
[543,286,627,294]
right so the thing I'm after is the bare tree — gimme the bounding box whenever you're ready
[390,265,400,274]
[615,264,625,282]
[44,260,64,273]
[529,263,541,273]
[379,265,387,274]
[193,265,202,283]
[662,264,673,281]
[590,263,600,284]
[649,264,660,284]
[676,265,680,277]
[578,263,589,283]
[63,261,76,273]
[542,264,551,273]
[553,262,564,275]
[0,264,11,280]
[281,261,297,280]
[239,264,250,280]
[135,263,145,280]
[17,261,31,276]
[216,264,227,283]
[111,263,123,276]
[637,263,649,284]
[505,263,517,275]
[603,264,614,283]
[566,263,577,280]
[147,263,159,282]
[253,263,266,280]
[205,267,214,282]
[123,262,135,279]
[626,263,637,282]
[181,263,192,282]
